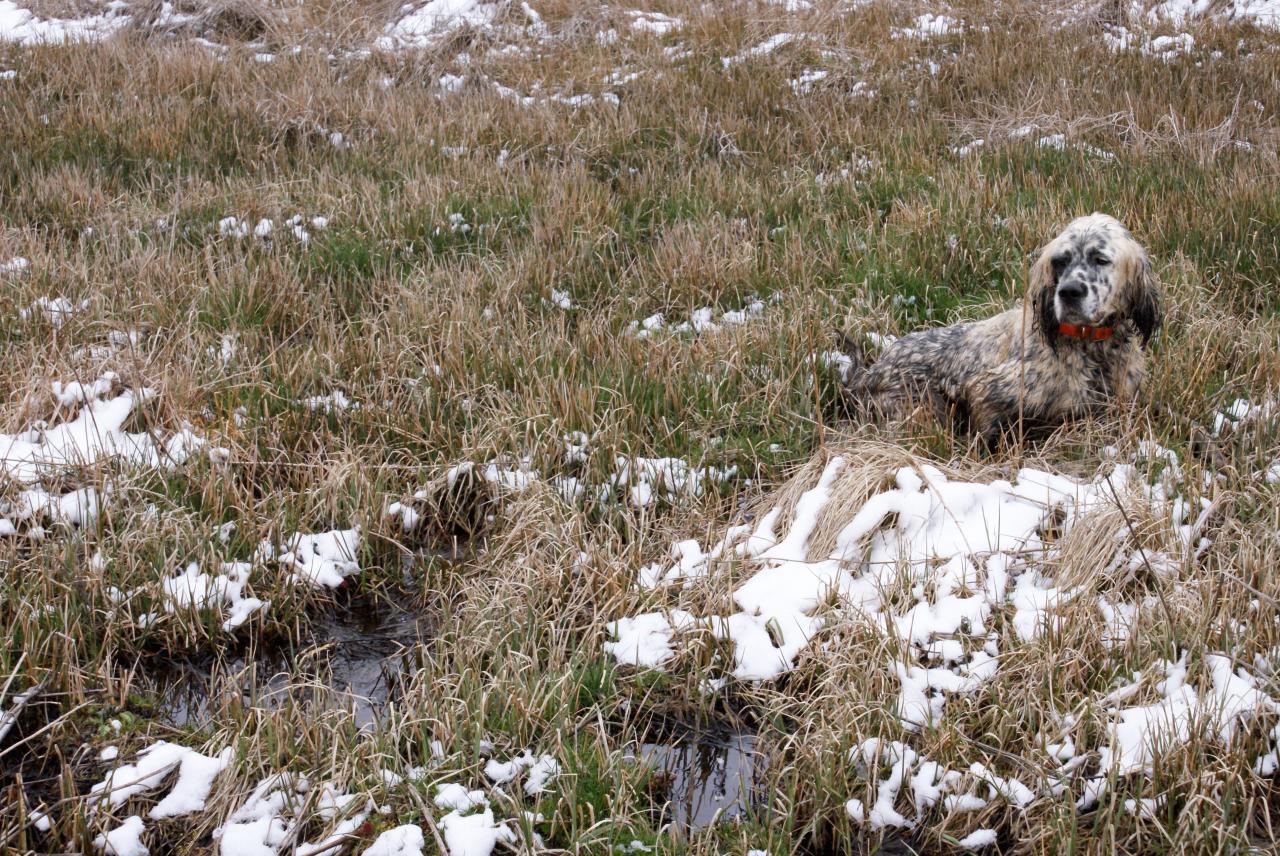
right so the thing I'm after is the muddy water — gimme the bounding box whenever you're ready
[153,600,428,728]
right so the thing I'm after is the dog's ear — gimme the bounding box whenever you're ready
[1126,252,1162,345]
[1028,247,1059,349]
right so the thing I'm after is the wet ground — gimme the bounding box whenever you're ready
[151,597,428,728]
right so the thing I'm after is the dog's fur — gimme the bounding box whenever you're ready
[840,214,1161,445]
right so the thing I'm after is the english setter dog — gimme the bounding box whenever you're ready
[840,213,1162,445]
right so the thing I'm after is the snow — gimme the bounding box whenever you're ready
[260,527,363,589]
[722,33,800,68]
[625,295,775,338]
[0,0,130,45]
[609,457,1127,678]
[29,807,52,831]
[611,456,738,507]
[628,10,682,35]
[89,741,233,817]
[1075,653,1280,808]
[94,815,148,856]
[790,69,828,94]
[435,782,488,811]
[0,378,206,488]
[954,128,1114,161]
[377,0,501,50]
[301,391,356,413]
[479,750,558,794]
[53,374,118,407]
[956,829,998,849]
[604,442,1245,814]
[115,527,356,633]
[845,739,1017,832]
[603,610,697,669]
[893,13,964,39]
[214,772,310,856]
[214,775,369,856]
[1146,0,1280,28]
[1213,396,1277,436]
[21,296,90,326]
[161,561,268,631]
[438,808,517,856]
[1036,133,1116,161]
[60,487,358,635]
[522,755,559,795]
[544,288,575,310]
[362,825,425,856]
[295,786,371,856]
[220,213,321,244]
[219,216,250,238]
[389,448,738,534]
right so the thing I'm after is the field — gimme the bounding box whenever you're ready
[2,0,1280,853]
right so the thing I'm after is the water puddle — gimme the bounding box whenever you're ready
[642,729,762,829]
[638,727,922,853]
[151,598,428,728]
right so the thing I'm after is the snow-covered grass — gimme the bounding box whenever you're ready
[1,0,1280,854]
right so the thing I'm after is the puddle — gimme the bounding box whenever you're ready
[639,729,923,853]
[642,730,762,829]
[152,600,428,728]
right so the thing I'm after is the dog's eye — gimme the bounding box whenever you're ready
[1092,254,1111,266]
[1051,254,1070,272]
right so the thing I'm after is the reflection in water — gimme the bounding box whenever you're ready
[152,603,428,728]
[642,731,760,829]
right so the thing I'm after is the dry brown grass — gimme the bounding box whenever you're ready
[0,0,1279,852]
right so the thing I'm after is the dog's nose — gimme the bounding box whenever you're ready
[1056,281,1086,302]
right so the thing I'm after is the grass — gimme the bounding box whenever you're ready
[1,0,1280,853]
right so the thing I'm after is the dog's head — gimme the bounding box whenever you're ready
[1030,213,1161,347]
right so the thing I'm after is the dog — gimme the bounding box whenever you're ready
[839,213,1161,445]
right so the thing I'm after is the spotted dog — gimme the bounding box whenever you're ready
[840,213,1162,445]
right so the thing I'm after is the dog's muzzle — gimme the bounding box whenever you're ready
[1054,278,1096,323]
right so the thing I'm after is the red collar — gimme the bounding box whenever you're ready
[1058,322,1114,341]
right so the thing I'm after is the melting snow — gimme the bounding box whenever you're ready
[627,10,682,35]
[259,527,363,589]
[0,0,130,45]
[893,13,964,39]
[160,561,268,631]
[90,741,233,818]
[363,825,426,856]
[1075,653,1280,809]
[604,439,1279,823]
[300,391,356,414]
[438,807,516,856]
[722,33,800,67]
[21,296,90,327]
[603,610,698,669]
[0,377,211,536]
[1146,0,1280,28]
[93,815,148,856]
[625,295,777,338]
[377,0,501,50]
